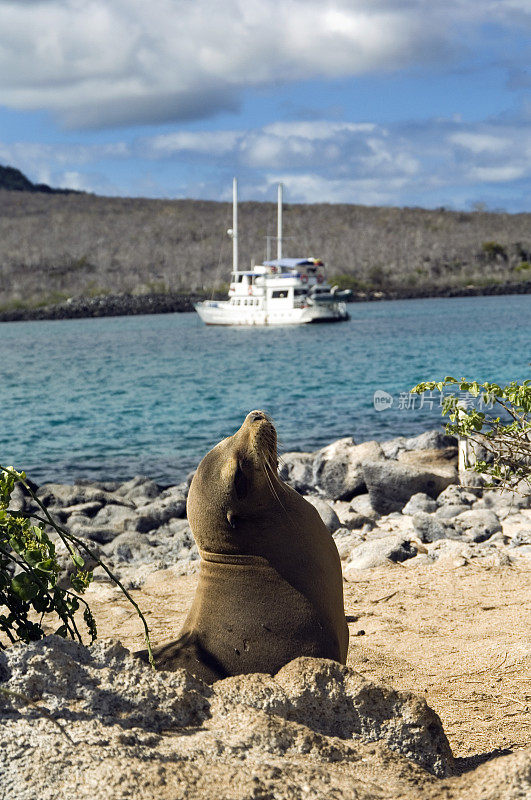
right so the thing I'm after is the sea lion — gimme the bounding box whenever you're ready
[138,411,348,682]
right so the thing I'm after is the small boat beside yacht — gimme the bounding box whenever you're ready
[194,180,351,326]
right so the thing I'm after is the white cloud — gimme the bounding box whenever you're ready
[0,0,528,128]
[2,111,529,209]
[147,131,241,156]
[467,165,527,183]
[450,133,509,153]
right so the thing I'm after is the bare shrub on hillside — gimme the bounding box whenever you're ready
[0,190,529,306]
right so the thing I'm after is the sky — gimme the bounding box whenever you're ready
[0,0,530,210]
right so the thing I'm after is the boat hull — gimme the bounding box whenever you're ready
[195,301,348,326]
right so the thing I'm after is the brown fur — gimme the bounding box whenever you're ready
[137,411,348,682]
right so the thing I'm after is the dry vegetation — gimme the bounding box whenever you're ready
[1,189,530,309]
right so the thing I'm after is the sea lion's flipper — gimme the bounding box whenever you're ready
[133,631,228,684]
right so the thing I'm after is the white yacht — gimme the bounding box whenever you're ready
[194,180,351,326]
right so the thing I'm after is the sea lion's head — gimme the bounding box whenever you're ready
[187,410,280,554]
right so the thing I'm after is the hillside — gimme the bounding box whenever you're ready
[0,164,74,195]
[0,181,529,310]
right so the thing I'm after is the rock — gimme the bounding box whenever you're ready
[380,435,408,459]
[412,511,455,543]
[11,636,531,798]
[437,485,478,506]
[404,430,458,451]
[402,493,438,515]
[312,439,385,501]
[90,503,138,531]
[398,447,458,480]
[62,500,103,518]
[332,528,364,560]
[105,531,157,564]
[274,658,454,777]
[278,451,315,493]
[115,475,161,507]
[6,483,29,512]
[435,504,470,519]
[36,483,131,509]
[380,430,457,460]
[453,509,502,542]
[67,520,120,545]
[74,478,121,491]
[509,530,531,548]
[159,483,189,503]
[303,495,341,532]
[343,511,376,530]
[0,636,211,729]
[475,484,531,512]
[348,493,381,522]
[127,495,187,533]
[345,535,418,569]
[363,460,456,514]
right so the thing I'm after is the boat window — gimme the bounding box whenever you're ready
[237,275,243,283]
[271,290,288,298]
[294,288,307,296]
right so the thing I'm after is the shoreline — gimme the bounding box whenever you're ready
[0,280,529,322]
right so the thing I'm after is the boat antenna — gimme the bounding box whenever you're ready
[277,182,283,261]
[227,177,238,272]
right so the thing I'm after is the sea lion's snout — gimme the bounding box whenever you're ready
[238,410,277,472]
[247,409,269,423]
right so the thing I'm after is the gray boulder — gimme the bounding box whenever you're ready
[453,509,502,542]
[67,519,120,545]
[62,500,103,518]
[127,495,187,533]
[363,460,455,514]
[332,528,364,560]
[398,448,458,481]
[105,531,160,564]
[412,512,455,543]
[278,451,315,493]
[274,657,454,777]
[381,430,457,460]
[37,483,129,509]
[435,504,470,519]
[115,476,161,507]
[346,535,418,569]
[312,438,385,501]
[380,436,408,459]
[0,638,455,791]
[90,503,138,531]
[437,485,478,506]
[404,430,458,451]
[402,493,438,515]
[348,493,381,521]
[303,495,341,532]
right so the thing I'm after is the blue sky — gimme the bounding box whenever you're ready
[0,0,529,210]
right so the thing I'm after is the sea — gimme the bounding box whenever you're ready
[0,294,529,485]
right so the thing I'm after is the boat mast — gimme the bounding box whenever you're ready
[277,183,283,261]
[232,177,238,272]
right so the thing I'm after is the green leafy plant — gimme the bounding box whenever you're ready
[411,378,531,492]
[0,465,154,664]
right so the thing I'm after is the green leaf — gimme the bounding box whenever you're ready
[11,573,39,602]
[32,594,50,613]
[71,552,84,568]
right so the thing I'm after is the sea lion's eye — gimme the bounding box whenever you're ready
[234,461,249,500]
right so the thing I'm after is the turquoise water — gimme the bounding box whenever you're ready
[0,295,529,484]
